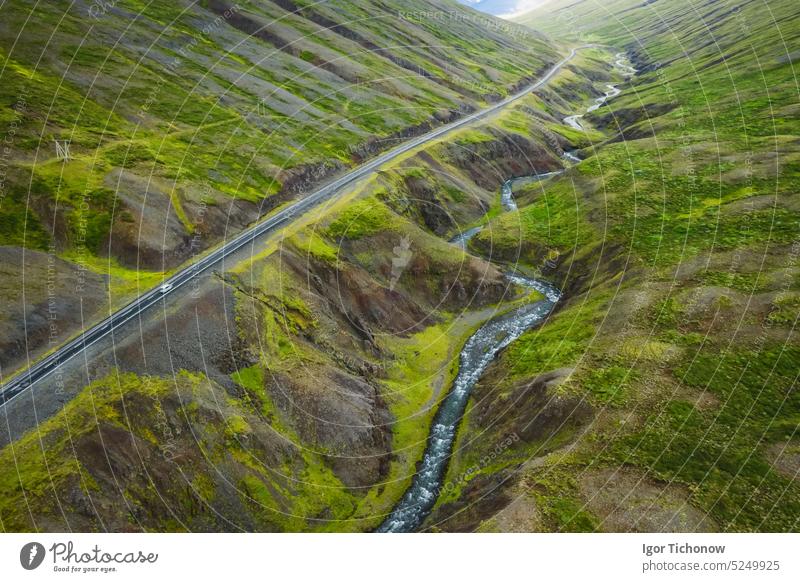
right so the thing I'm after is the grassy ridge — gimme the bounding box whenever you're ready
[0,0,559,266]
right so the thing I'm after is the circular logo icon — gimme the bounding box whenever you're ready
[20,542,45,570]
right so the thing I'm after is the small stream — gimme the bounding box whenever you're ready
[377,174,562,533]
[501,171,565,211]
[614,52,638,76]
[449,226,483,251]
[452,167,568,251]
[562,53,637,131]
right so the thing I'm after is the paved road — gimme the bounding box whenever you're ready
[0,46,585,408]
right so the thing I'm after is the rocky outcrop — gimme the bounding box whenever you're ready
[594,101,679,142]
[0,246,107,374]
[277,160,347,196]
[266,367,391,488]
[103,169,193,270]
[2,372,301,532]
[348,105,476,163]
[441,131,562,191]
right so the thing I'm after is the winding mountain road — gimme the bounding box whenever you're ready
[0,46,588,408]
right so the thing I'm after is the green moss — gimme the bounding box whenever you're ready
[767,294,800,325]
[327,198,400,240]
[581,365,633,406]
[546,122,600,148]
[474,177,594,258]
[224,414,251,441]
[239,474,281,515]
[695,271,767,293]
[650,296,681,328]
[0,370,177,530]
[290,231,339,265]
[612,345,800,531]
[541,497,598,532]
[522,464,599,531]
[104,141,156,168]
[191,473,216,503]
[230,381,358,531]
[231,365,265,393]
[59,249,167,302]
[454,129,496,145]
[350,315,480,528]
[0,184,50,250]
[504,291,606,380]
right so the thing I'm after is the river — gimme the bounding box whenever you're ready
[377,174,561,533]
[377,51,635,533]
[563,53,637,131]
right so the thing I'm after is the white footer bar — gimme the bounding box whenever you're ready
[1,533,797,581]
